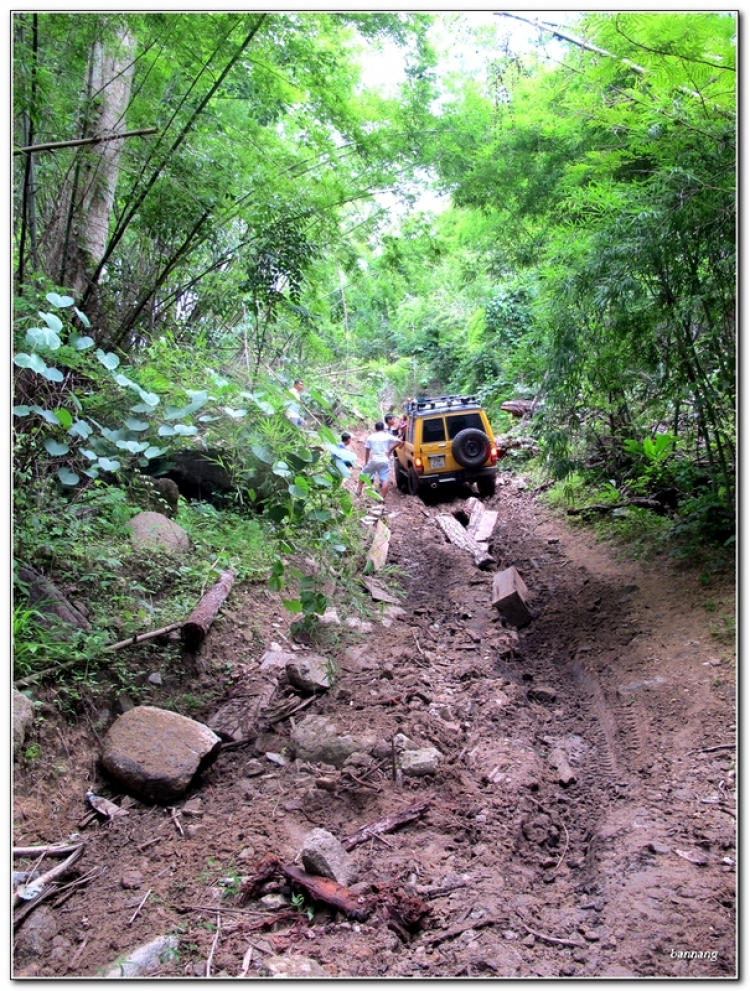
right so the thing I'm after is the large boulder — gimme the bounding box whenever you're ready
[101,706,221,803]
[125,511,189,553]
[128,474,180,519]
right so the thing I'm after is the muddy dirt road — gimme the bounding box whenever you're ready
[13,467,736,978]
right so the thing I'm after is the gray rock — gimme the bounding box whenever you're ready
[15,906,59,958]
[101,706,221,803]
[13,689,34,757]
[290,715,375,767]
[301,828,355,886]
[125,511,189,553]
[259,648,297,673]
[286,652,333,694]
[103,935,179,977]
[257,954,328,978]
[399,746,442,777]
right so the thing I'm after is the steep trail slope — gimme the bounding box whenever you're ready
[13,469,736,978]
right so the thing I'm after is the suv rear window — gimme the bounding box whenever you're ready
[422,418,446,443]
[446,413,484,438]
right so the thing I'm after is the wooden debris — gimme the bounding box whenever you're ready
[86,791,130,820]
[13,843,84,910]
[360,575,401,604]
[128,888,151,925]
[422,913,504,947]
[491,567,532,627]
[181,570,236,650]
[464,497,498,544]
[342,797,432,851]
[517,919,585,949]
[366,520,391,572]
[436,515,495,569]
[240,855,371,921]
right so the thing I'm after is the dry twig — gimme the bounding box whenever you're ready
[205,913,221,977]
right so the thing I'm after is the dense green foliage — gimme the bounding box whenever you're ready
[13,12,735,688]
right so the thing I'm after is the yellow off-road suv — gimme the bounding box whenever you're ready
[394,395,499,498]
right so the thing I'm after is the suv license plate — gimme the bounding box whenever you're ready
[429,455,445,469]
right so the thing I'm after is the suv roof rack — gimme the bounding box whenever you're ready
[406,395,480,414]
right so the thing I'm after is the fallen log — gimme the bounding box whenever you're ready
[343,797,432,851]
[17,565,90,633]
[567,496,672,517]
[281,863,371,921]
[500,399,537,418]
[181,570,236,649]
[436,516,495,569]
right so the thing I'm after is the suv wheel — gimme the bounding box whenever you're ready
[408,466,421,496]
[452,428,491,469]
[396,462,409,492]
[477,474,497,497]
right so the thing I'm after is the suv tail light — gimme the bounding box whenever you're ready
[413,456,425,476]
[489,445,498,465]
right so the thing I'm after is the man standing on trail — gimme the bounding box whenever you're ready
[356,421,404,500]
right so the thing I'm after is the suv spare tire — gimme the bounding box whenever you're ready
[452,428,491,469]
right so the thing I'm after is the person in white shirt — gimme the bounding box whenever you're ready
[356,421,404,499]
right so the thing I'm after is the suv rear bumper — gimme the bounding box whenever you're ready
[416,465,497,489]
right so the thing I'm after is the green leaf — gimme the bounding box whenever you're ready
[44,438,69,456]
[289,483,308,499]
[81,449,98,461]
[115,439,149,453]
[29,404,60,425]
[82,467,100,479]
[68,419,93,439]
[56,467,79,486]
[173,424,198,436]
[272,461,292,478]
[14,352,47,374]
[46,292,75,308]
[115,373,138,389]
[95,349,120,370]
[38,311,64,332]
[222,407,247,418]
[136,390,160,407]
[41,366,64,383]
[70,333,95,350]
[73,307,91,327]
[158,425,176,437]
[251,444,274,465]
[125,418,150,432]
[54,408,73,429]
[282,598,303,613]
[97,457,121,471]
[13,406,30,417]
[143,446,168,459]
[268,576,283,592]
[26,326,62,350]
